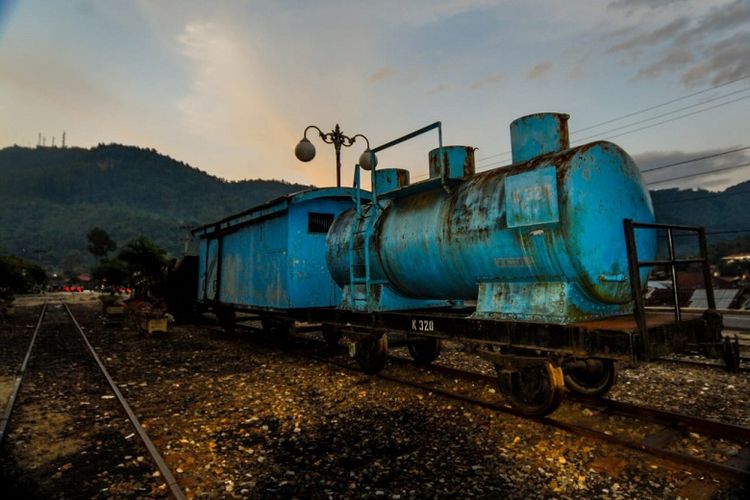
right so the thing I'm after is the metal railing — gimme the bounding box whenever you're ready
[623,219,716,358]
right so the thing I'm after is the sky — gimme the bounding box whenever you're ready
[0,0,748,191]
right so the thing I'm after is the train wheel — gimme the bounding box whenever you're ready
[564,359,617,397]
[354,336,388,374]
[498,361,565,417]
[322,324,341,348]
[217,307,236,335]
[408,338,441,366]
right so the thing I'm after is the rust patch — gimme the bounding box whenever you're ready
[674,478,719,500]
[464,147,476,177]
[396,169,410,187]
[557,113,570,151]
[588,454,628,477]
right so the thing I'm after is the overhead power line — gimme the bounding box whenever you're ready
[653,187,750,206]
[476,149,511,164]
[477,144,749,177]
[474,73,750,165]
[572,87,750,145]
[478,94,750,171]
[641,146,750,174]
[646,160,750,186]
[570,73,750,135]
[574,94,750,146]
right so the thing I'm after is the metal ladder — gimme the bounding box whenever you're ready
[348,165,373,309]
[345,122,445,311]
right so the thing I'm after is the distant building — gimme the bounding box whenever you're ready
[722,253,750,264]
[646,271,749,309]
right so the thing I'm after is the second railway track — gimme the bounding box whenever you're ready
[228,321,750,485]
[0,303,184,499]
[3,308,746,498]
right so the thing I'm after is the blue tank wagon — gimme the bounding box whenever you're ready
[193,113,730,417]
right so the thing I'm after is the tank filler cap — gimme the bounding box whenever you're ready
[428,145,476,180]
[373,168,410,196]
[510,112,570,164]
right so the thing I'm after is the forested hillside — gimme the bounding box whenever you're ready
[651,182,750,234]
[1,143,749,274]
[0,144,309,272]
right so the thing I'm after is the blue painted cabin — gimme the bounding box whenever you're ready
[194,187,367,310]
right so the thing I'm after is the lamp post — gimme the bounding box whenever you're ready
[294,124,376,187]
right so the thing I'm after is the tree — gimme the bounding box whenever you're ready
[117,237,168,296]
[0,255,48,296]
[92,258,129,287]
[86,227,116,263]
[61,250,85,280]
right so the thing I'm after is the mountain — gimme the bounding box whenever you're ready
[1,143,748,273]
[651,181,750,260]
[0,144,309,271]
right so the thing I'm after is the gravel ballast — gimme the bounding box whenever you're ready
[1,299,748,498]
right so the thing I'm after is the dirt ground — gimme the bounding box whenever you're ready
[1,297,748,499]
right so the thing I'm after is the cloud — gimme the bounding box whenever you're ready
[635,146,750,190]
[676,0,750,44]
[605,1,750,87]
[527,60,553,80]
[607,17,690,54]
[426,83,452,95]
[367,67,397,83]
[470,71,504,89]
[390,0,498,27]
[608,0,690,10]
[680,32,750,86]
[176,22,325,184]
[636,49,694,79]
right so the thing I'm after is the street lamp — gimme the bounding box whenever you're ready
[294,124,376,187]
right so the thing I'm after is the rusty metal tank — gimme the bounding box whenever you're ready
[326,113,656,323]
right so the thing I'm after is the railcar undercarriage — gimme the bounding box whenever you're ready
[208,302,734,417]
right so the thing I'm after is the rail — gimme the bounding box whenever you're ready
[206,322,750,481]
[298,334,750,481]
[0,302,47,444]
[646,306,750,316]
[1,302,185,500]
[61,303,185,500]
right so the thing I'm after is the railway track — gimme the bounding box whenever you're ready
[656,355,750,373]
[0,303,185,499]
[227,323,750,484]
[382,354,750,482]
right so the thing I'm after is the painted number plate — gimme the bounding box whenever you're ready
[505,165,559,228]
[411,319,435,332]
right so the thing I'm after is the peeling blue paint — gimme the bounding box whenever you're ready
[195,188,367,309]
[325,113,656,323]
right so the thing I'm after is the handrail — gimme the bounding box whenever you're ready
[369,121,446,203]
[623,219,716,360]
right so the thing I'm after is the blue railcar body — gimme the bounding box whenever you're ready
[187,112,725,416]
[195,188,367,310]
[326,113,656,323]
